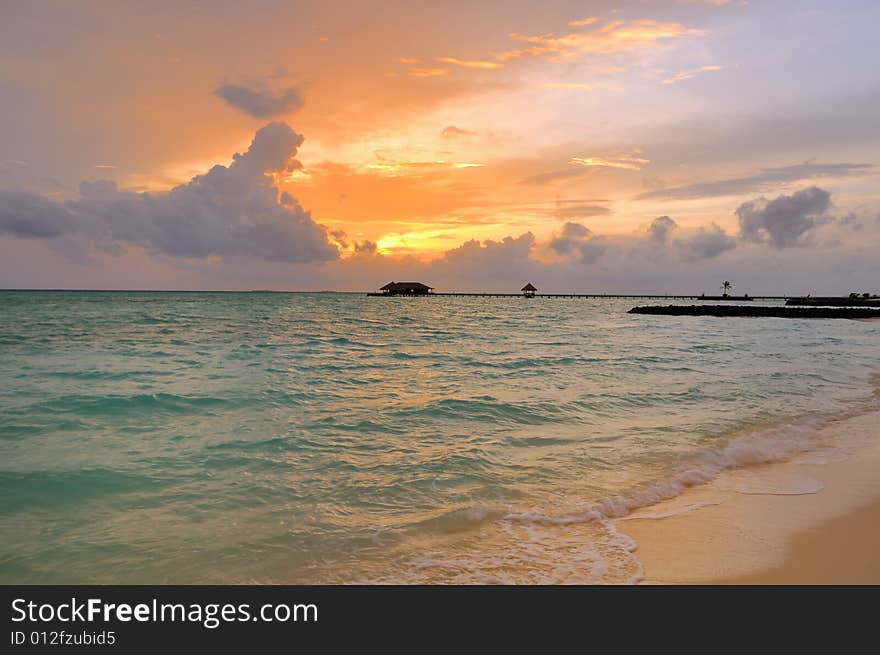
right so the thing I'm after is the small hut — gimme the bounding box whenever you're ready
[377,281,434,296]
[521,282,537,298]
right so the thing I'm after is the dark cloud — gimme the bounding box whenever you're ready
[634,215,735,260]
[549,222,607,263]
[330,229,349,249]
[678,223,737,260]
[0,187,72,238]
[639,163,873,200]
[0,122,338,263]
[549,222,592,255]
[354,240,378,253]
[214,83,304,118]
[648,215,677,243]
[736,186,832,248]
[578,237,608,264]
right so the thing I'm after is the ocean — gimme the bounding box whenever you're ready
[1,290,878,583]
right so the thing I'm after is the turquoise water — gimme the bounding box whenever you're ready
[1,291,878,583]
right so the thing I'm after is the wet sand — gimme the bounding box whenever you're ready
[723,498,880,584]
[616,410,880,585]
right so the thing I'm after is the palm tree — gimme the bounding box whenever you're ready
[721,280,732,296]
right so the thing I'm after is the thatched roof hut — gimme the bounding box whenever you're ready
[378,282,434,295]
[521,282,537,297]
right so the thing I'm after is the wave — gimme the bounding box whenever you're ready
[365,395,880,584]
[508,381,880,530]
[398,397,565,425]
[19,392,232,417]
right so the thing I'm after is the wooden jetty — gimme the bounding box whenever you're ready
[367,280,782,300]
[628,305,880,319]
[368,292,789,299]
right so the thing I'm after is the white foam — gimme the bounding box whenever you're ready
[619,497,728,521]
[718,472,825,496]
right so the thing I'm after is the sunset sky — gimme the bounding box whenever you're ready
[1,0,878,293]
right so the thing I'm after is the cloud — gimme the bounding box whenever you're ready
[648,215,677,243]
[522,151,649,185]
[440,233,538,279]
[520,167,590,186]
[0,122,338,263]
[0,187,73,238]
[550,222,592,255]
[409,68,449,78]
[639,162,873,200]
[549,222,608,263]
[435,57,504,70]
[330,229,349,249]
[441,126,478,139]
[638,215,735,260]
[736,186,833,248]
[543,82,595,90]
[568,18,599,28]
[678,223,737,260]
[354,240,378,254]
[661,65,721,84]
[556,203,611,219]
[570,153,650,171]
[214,83,304,118]
[500,19,704,63]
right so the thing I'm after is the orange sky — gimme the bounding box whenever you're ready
[1,1,879,292]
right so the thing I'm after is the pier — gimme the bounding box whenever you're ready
[367,280,788,299]
[369,292,790,300]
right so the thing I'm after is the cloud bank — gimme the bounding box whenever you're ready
[0,122,338,263]
[639,163,872,200]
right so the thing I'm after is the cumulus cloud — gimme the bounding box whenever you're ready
[330,229,349,249]
[0,188,72,238]
[639,163,872,200]
[678,223,737,260]
[442,233,537,276]
[549,222,607,263]
[0,122,338,263]
[648,215,677,243]
[214,83,304,118]
[736,186,833,248]
[637,215,735,260]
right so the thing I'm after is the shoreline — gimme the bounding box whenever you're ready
[616,409,880,584]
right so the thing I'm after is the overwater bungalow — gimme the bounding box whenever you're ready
[372,282,434,296]
[521,283,537,298]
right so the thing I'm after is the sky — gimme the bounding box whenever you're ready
[1,0,879,293]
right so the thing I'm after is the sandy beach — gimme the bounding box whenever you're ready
[617,410,880,584]
[722,498,880,584]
